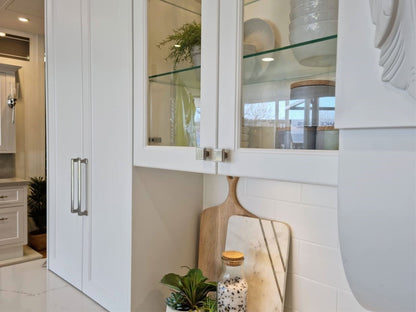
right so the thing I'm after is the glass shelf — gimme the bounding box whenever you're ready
[149,35,337,87]
[160,0,259,16]
[149,65,201,89]
[242,35,337,85]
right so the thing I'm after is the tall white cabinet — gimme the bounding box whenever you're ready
[46,0,132,310]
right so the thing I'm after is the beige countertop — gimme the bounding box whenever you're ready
[0,178,30,187]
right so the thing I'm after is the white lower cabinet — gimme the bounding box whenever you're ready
[46,0,132,310]
[0,183,28,261]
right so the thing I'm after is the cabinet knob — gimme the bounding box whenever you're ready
[0,195,8,199]
[0,217,8,221]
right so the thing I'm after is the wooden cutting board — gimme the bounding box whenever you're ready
[198,176,256,281]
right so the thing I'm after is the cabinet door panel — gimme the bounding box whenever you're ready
[134,0,218,173]
[0,72,17,153]
[46,0,84,290]
[80,0,132,310]
[217,0,338,185]
[0,206,25,245]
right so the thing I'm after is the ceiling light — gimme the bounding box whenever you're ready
[262,57,274,62]
[18,17,29,23]
[0,32,6,37]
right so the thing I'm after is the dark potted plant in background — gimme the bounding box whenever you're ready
[158,21,202,68]
[27,176,47,252]
[161,267,217,312]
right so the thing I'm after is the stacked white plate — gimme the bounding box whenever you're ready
[289,0,338,66]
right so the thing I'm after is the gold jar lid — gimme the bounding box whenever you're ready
[290,79,335,89]
[222,251,244,266]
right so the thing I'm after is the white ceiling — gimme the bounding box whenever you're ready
[0,0,44,35]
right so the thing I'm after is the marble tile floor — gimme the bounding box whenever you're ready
[0,259,106,311]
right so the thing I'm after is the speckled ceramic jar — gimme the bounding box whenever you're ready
[217,251,248,312]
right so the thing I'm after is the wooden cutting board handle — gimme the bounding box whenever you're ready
[198,176,256,281]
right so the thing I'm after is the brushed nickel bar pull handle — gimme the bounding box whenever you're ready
[0,217,8,221]
[71,158,81,214]
[78,158,88,216]
[78,157,81,214]
[0,195,8,199]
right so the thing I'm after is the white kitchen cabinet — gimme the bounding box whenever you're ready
[134,0,218,174]
[134,0,339,185]
[0,64,19,153]
[0,180,28,261]
[46,0,132,310]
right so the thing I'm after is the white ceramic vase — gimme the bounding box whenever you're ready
[190,45,201,66]
[166,306,198,312]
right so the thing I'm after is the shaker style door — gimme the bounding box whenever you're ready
[80,0,132,310]
[0,70,17,153]
[134,0,218,173]
[46,0,84,289]
[47,0,132,310]
[217,0,338,185]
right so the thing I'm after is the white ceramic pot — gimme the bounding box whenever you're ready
[166,307,198,312]
[290,1,338,20]
[289,20,338,42]
[191,45,201,66]
[289,20,337,66]
[289,9,338,28]
[290,0,338,9]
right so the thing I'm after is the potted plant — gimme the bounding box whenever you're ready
[27,176,47,251]
[158,21,202,68]
[161,267,217,312]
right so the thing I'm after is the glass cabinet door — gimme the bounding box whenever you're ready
[147,0,202,147]
[134,0,218,173]
[240,0,338,150]
[217,0,339,185]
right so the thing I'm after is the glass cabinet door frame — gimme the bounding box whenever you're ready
[133,0,219,173]
[217,0,339,186]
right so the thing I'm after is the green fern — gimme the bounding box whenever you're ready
[158,21,201,68]
[27,177,47,233]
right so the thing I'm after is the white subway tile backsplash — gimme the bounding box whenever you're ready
[286,274,337,312]
[202,175,350,311]
[301,184,338,208]
[245,178,302,202]
[297,242,350,290]
[203,175,246,208]
[295,204,339,248]
[288,239,301,274]
[337,290,370,312]
[241,197,339,247]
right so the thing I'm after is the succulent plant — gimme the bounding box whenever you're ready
[161,267,217,311]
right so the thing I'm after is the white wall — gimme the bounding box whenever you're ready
[131,167,203,312]
[204,174,369,312]
[0,27,46,179]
